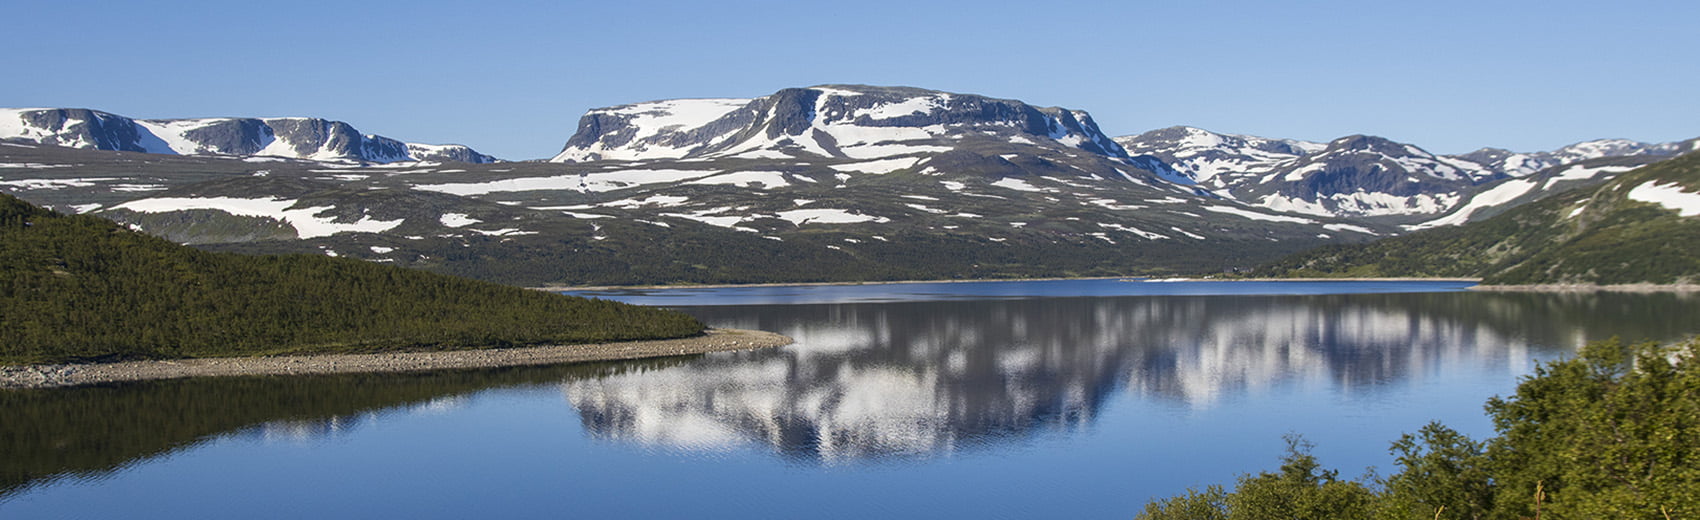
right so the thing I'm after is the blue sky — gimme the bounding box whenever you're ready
[5,0,1695,160]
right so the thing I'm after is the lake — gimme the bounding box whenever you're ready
[4,280,1698,518]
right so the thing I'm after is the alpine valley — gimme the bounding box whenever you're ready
[2,85,1695,286]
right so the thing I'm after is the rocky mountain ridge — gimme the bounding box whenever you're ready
[1114,125,1696,225]
[0,108,497,164]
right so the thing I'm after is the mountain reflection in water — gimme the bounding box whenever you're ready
[563,291,1700,462]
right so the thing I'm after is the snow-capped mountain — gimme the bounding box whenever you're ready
[1111,126,1325,191]
[0,108,497,164]
[1452,139,1694,177]
[552,85,1130,163]
[1241,135,1496,220]
[1116,126,1695,224]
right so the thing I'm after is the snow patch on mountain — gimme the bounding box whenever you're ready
[413,169,711,195]
[1627,182,1700,217]
[0,109,32,138]
[1201,205,1316,224]
[440,213,480,228]
[1256,194,1332,217]
[133,119,220,154]
[0,178,108,190]
[990,178,1045,192]
[856,94,951,120]
[1542,164,1637,190]
[1328,192,1459,217]
[685,171,791,189]
[1323,223,1377,235]
[660,208,744,228]
[1408,180,1537,229]
[601,195,691,208]
[1099,222,1169,240]
[776,208,889,225]
[109,196,403,238]
[830,157,922,174]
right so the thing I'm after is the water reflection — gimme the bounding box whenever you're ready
[564,291,1700,462]
[0,359,689,499]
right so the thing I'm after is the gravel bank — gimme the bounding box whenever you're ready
[0,328,791,390]
[1469,283,1700,293]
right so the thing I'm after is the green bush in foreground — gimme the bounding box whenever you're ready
[1137,337,1700,520]
[1,194,704,365]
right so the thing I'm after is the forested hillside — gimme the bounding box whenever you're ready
[0,194,702,365]
[1251,152,1700,285]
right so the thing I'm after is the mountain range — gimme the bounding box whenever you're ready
[0,108,497,164]
[1115,126,1695,226]
[1,85,1694,285]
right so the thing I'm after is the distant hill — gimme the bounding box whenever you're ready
[1250,152,1700,285]
[0,194,701,365]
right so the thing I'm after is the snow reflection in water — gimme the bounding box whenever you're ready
[563,291,1698,462]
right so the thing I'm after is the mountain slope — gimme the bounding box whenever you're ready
[0,108,497,164]
[1250,151,1700,285]
[0,193,701,364]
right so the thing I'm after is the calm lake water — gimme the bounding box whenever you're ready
[4,280,1699,518]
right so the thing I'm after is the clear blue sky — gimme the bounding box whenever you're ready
[5,0,1696,160]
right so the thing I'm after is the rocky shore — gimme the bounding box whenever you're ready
[0,328,791,390]
[1469,283,1700,292]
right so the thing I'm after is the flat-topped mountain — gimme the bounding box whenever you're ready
[552,85,1131,164]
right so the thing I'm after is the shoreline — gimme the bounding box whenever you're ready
[0,328,792,390]
[537,276,1700,294]
[532,276,1131,292]
[531,276,1482,292]
[1469,283,1700,293]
